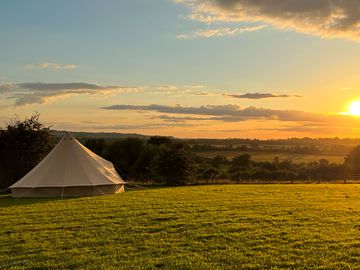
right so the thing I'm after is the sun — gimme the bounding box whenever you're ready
[348,101,360,116]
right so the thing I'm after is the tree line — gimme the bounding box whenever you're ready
[2,115,360,189]
[191,144,322,154]
[84,138,357,184]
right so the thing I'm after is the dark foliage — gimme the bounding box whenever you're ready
[88,138,355,184]
[344,146,360,175]
[103,137,154,180]
[147,136,172,146]
[0,114,52,189]
[210,155,230,168]
[84,139,106,156]
[151,142,196,185]
[3,115,360,187]
[199,167,221,180]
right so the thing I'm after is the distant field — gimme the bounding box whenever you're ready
[196,150,346,163]
[2,185,360,269]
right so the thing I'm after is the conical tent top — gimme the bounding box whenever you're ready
[62,131,74,140]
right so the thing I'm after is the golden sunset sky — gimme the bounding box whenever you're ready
[2,0,360,138]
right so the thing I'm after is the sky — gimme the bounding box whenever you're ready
[2,0,360,138]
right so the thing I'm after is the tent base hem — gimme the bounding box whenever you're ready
[10,184,125,198]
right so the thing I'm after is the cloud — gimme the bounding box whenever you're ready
[101,103,327,123]
[146,85,299,99]
[48,119,199,132]
[146,84,216,96]
[176,25,266,39]
[90,123,196,130]
[192,91,214,96]
[27,62,77,70]
[0,84,14,93]
[155,114,220,122]
[224,92,302,99]
[0,82,140,105]
[177,0,360,40]
[0,82,217,106]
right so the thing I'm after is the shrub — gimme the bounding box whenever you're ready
[0,113,52,189]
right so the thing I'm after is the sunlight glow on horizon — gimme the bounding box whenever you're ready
[348,101,360,116]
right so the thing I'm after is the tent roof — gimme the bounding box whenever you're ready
[10,132,126,188]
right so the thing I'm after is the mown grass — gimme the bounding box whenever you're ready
[1,185,360,269]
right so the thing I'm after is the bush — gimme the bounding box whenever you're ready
[103,137,152,179]
[84,139,106,156]
[151,142,196,185]
[0,114,52,189]
[345,146,360,175]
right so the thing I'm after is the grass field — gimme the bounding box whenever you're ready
[196,150,346,164]
[2,185,360,269]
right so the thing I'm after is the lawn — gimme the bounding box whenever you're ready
[1,185,360,269]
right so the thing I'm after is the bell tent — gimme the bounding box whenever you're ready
[9,132,126,198]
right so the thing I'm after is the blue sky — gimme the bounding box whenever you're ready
[2,0,360,138]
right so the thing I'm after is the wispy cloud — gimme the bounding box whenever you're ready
[51,120,200,133]
[0,82,216,106]
[147,85,300,99]
[101,103,360,136]
[177,0,360,41]
[176,25,267,39]
[26,62,77,70]
[224,92,302,99]
[87,122,196,130]
[146,84,214,96]
[0,82,140,106]
[101,104,327,123]
[155,114,218,122]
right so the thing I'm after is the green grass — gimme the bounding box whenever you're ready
[197,150,346,163]
[2,185,360,269]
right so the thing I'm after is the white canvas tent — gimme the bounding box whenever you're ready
[9,132,126,198]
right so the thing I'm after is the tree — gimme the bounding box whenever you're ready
[151,142,195,185]
[345,146,360,174]
[228,154,253,182]
[232,154,252,167]
[84,138,106,156]
[147,136,172,146]
[210,155,228,168]
[130,143,156,180]
[319,159,330,167]
[200,167,221,180]
[0,113,52,189]
[103,137,145,179]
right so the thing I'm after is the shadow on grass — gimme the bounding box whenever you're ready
[0,184,180,207]
[0,194,68,208]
